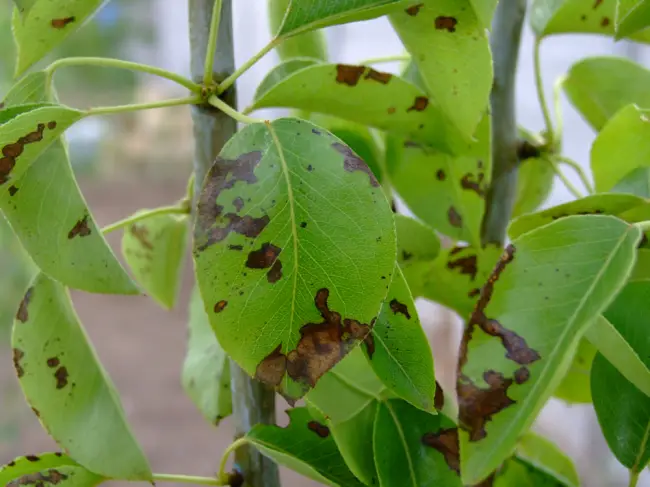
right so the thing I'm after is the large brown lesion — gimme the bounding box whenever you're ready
[16,287,33,323]
[254,289,375,392]
[461,172,486,198]
[1,123,51,185]
[332,143,380,187]
[422,427,460,474]
[335,65,365,86]
[8,469,68,487]
[447,248,478,281]
[246,243,283,284]
[130,224,154,250]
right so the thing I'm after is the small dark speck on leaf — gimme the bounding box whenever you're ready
[307,420,330,438]
[335,64,365,86]
[593,0,603,8]
[436,169,446,181]
[68,214,91,239]
[25,455,40,462]
[47,357,60,368]
[228,244,243,251]
[51,16,75,28]
[300,222,307,228]
[312,128,321,135]
[514,367,530,384]
[364,69,392,84]
[16,287,33,323]
[47,121,57,130]
[405,3,424,15]
[435,16,458,32]
[54,366,69,389]
[601,16,610,26]
[13,348,24,378]
[8,185,18,196]
[448,206,463,228]
[407,96,429,112]
[389,299,411,319]
[307,164,313,171]
[214,300,227,313]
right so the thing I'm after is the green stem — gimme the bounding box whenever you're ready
[208,95,265,124]
[628,469,640,487]
[216,38,280,94]
[553,74,567,147]
[554,155,594,194]
[358,54,411,65]
[152,473,224,486]
[550,160,583,199]
[102,205,189,235]
[203,0,224,86]
[634,221,650,233]
[218,438,250,483]
[534,37,554,146]
[45,57,201,94]
[85,96,201,117]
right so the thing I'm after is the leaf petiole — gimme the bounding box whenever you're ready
[216,38,280,95]
[203,0,224,87]
[553,155,594,194]
[358,54,411,65]
[152,473,225,486]
[84,96,202,117]
[549,159,583,199]
[534,37,554,147]
[102,205,190,235]
[218,437,250,484]
[208,95,266,124]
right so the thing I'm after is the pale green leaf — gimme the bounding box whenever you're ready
[585,314,650,398]
[564,57,650,131]
[459,215,641,484]
[469,0,498,28]
[616,0,650,38]
[389,0,492,138]
[250,62,466,152]
[193,118,395,402]
[0,105,83,184]
[494,458,570,487]
[612,167,650,197]
[530,0,650,41]
[0,72,138,295]
[12,1,107,76]
[0,453,103,487]
[182,287,232,426]
[254,58,322,102]
[552,338,595,404]
[395,214,440,296]
[374,399,462,487]
[12,274,152,480]
[268,0,328,60]
[516,432,580,487]
[247,407,365,487]
[386,112,491,245]
[630,248,650,282]
[12,0,38,18]
[121,212,188,309]
[368,266,436,411]
[592,353,650,470]
[513,156,555,218]
[508,193,647,239]
[591,104,650,192]
[276,0,407,37]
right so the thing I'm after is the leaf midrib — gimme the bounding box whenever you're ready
[384,401,418,487]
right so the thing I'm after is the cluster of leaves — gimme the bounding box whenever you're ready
[1,1,650,487]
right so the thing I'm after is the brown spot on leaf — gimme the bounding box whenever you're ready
[435,16,458,32]
[405,3,424,15]
[458,370,516,441]
[364,333,375,359]
[51,17,75,28]
[9,185,18,196]
[31,407,40,417]
[300,222,307,228]
[601,16,610,26]
[593,0,603,8]
[335,64,365,86]
[447,252,478,281]
[130,224,153,250]
[267,260,283,284]
[16,287,33,323]
[387,107,396,114]
[68,214,91,239]
[468,288,481,298]
[364,69,392,84]
[228,244,243,251]
[25,455,39,462]
[401,250,413,261]
[0,123,47,184]
[8,469,68,487]
[448,206,462,228]
[312,128,321,135]
[436,169,446,181]
[47,357,60,368]
[483,319,541,365]
[435,381,445,410]
[13,348,24,378]
[54,367,69,389]
[422,428,460,474]
[214,300,227,313]
[407,96,429,112]
[514,367,530,384]
[332,142,380,187]
[389,299,411,319]
[307,420,330,438]
[461,172,485,197]
[247,242,281,269]
[232,197,244,212]
[254,344,287,386]
[47,121,57,130]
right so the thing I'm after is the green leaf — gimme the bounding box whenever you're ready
[182,287,232,426]
[512,156,555,218]
[494,458,569,487]
[389,0,492,138]
[591,104,650,192]
[612,167,650,197]
[121,212,188,309]
[0,74,138,295]
[0,105,83,183]
[276,0,406,37]
[0,452,103,487]
[469,0,498,28]
[374,399,462,487]
[367,266,436,411]
[268,0,328,61]
[193,118,396,402]
[563,57,650,132]
[395,214,441,296]
[530,0,650,41]
[247,407,365,487]
[417,244,504,318]
[585,313,650,398]
[12,274,152,480]
[386,112,491,245]
[552,338,595,404]
[12,0,107,76]
[12,0,38,18]
[630,248,650,282]
[508,193,647,239]
[250,62,466,152]
[254,58,323,102]
[616,0,650,39]
[459,215,641,485]
[592,353,650,470]
[515,432,580,487]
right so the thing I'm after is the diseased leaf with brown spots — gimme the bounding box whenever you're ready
[250,61,467,152]
[121,211,189,309]
[193,118,395,402]
[0,452,104,487]
[12,274,151,480]
[459,215,641,485]
[246,407,365,487]
[512,153,555,218]
[12,0,108,76]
